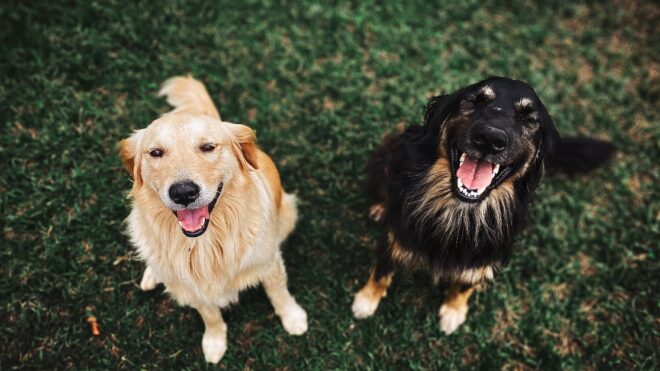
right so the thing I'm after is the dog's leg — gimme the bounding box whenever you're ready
[352,243,395,319]
[439,283,474,335]
[262,255,308,335]
[196,305,227,364]
[139,266,160,291]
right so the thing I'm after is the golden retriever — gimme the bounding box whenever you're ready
[119,76,307,363]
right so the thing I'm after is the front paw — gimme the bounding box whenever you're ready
[202,331,227,364]
[280,303,308,335]
[139,266,159,291]
[352,291,380,319]
[439,304,468,335]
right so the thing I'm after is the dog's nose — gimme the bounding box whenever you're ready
[472,125,509,154]
[169,181,200,207]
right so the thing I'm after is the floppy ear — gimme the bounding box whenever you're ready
[539,107,560,159]
[521,107,560,194]
[226,123,259,171]
[118,129,144,188]
[423,92,462,136]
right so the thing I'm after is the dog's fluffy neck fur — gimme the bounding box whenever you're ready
[128,170,268,294]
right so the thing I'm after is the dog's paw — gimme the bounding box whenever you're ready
[139,266,159,291]
[368,204,386,222]
[202,331,227,364]
[352,291,380,319]
[439,304,468,335]
[280,303,308,335]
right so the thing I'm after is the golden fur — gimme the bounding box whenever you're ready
[119,76,306,364]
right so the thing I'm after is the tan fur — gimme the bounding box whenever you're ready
[439,283,474,334]
[388,232,423,269]
[368,203,386,222]
[360,270,393,302]
[402,116,532,247]
[351,269,394,318]
[256,151,283,208]
[388,231,496,285]
[480,85,496,100]
[408,158,516,244]
[443,284,474,311]
[120,76,306,364]
[455,266,495,285]
[514,97,533,110]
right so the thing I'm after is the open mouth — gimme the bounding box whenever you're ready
[173,183,223,237]
[450,147,511,202]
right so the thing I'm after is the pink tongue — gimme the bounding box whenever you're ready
[176,206,209,232]
[456,155,494,190]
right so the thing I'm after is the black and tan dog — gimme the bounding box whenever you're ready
[352,77,615,334]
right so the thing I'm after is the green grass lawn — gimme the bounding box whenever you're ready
[1,1,658,369]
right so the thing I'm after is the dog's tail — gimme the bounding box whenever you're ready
[278,192,298,243]
[546,137,617,175]
[158,75,221,120]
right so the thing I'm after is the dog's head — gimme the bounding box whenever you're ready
[424,77,559,203]
[119,113,258,237]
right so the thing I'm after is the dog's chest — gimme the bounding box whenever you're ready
[153,233,274,305]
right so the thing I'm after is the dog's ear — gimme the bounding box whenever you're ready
[538,105,560,159]
[522,104,560,192]
[423,92,462,136]
[118,129,144,188]
[226,123,259,171]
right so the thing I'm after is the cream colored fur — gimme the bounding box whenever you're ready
[120,76,306,364]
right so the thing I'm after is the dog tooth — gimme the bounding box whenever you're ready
[460,153,466,165]
[493,164,500,174]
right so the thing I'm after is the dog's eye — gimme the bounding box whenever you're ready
[466,93,487,104]
[200,143,216,153]
[522,114,540,128]
[148,148,164,158]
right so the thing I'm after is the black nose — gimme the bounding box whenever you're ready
[472,125,509,154]
[168,181,200,206]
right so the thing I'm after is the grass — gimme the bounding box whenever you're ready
[1,0,658,369]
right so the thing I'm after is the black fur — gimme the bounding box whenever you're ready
[545,137,617,175]
[366,77,615,283]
